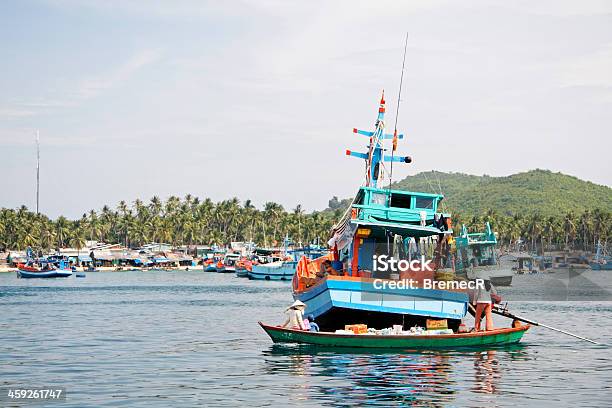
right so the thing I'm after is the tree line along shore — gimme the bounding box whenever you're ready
[0,194,610,255]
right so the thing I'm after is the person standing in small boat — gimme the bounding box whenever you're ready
[281,300,307,330]
[473,273,501,331]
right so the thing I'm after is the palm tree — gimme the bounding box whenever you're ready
[70,227,86,263]
[527,214,543,254]
[563,212,576,250]
[294,204,304,245]
[55,216,70,248]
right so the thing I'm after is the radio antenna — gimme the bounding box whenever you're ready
[36,130,40,214]
[389,32,408,188]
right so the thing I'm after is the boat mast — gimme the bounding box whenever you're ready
[36,130,40,214]
[390,32,409,187]
[346,96,412,188]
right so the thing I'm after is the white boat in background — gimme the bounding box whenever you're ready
[248,260,297,281]
[217,253,241,273]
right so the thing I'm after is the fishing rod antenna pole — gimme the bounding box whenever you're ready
[389,31,409,189]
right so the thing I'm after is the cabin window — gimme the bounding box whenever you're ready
[355,191,364,205]
[415,197,434,209]
[371,192,387,206]
[390,194,411,209]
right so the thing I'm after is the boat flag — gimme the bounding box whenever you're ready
[392,129,398,152]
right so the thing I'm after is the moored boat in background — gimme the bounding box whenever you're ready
[203,258,218,272]
[590,241,611,270]
[235,259,253,278]
[454,223,513,286]
[217,253,240,273]
[248,260,297,281]
[17,260,73,279]
[550,253,590,275]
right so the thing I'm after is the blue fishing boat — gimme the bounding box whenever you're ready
[290,92,470,331]
[203,257,219,272]
[453,223,513,286]
[17,260,72,279]
[235,268,249,278]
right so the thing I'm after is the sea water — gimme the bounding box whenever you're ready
[0,270,610,407]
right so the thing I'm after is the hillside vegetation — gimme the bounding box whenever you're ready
[325,169,611,252]
[390,169,612,216]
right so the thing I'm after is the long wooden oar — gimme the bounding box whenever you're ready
[491,305,599,345]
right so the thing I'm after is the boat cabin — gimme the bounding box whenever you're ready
[454,223,498,271]
[352,186,443,225]
[329,186,450,278]
[223,253,241,267]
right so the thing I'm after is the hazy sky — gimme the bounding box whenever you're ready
[1,0,611,219]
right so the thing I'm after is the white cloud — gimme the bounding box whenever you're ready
[559,44,612,87]
[73,49,162,100]
[0,108,36,119]
[0,49,162,120]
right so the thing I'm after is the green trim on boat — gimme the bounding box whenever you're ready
[259,322,529,349]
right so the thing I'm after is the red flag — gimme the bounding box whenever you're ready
[392,129,398,151]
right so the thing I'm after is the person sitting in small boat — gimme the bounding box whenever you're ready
[281,300,307,330]
[306,314,319,332]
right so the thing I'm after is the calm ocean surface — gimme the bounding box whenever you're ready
[1,270,611,407]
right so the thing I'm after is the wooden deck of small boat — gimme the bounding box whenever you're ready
[259,322,530,349]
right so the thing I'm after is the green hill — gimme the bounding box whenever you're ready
[327,169,612,217]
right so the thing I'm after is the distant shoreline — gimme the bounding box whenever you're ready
[0,266,199,273]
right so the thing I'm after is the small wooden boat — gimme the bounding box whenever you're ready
[259,322,530,349]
